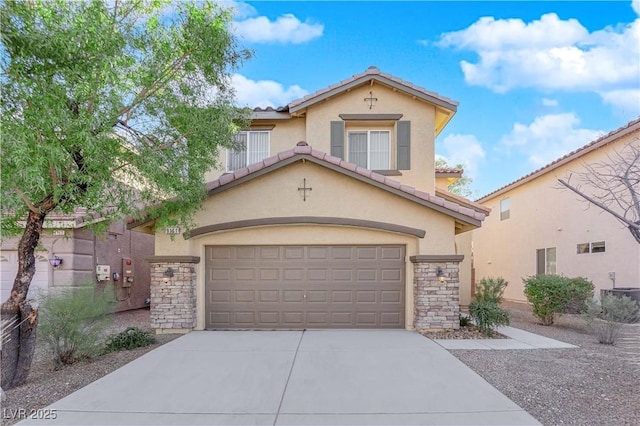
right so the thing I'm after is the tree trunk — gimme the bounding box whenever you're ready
[1,206,49,389]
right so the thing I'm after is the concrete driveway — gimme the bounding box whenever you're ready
[22,330,539,425]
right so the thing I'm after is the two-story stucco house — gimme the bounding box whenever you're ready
[131,66,488,333]
[473,118,640,303]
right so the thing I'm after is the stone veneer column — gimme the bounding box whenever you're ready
[147,256,200,334]
[410,255,464,331]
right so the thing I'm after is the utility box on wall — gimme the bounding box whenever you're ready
[96,264,111,281]
[122,257,134,288]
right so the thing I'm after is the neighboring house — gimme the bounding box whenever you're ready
[473,118,640,303]
[1,212,154,312]
[130,66,488,333]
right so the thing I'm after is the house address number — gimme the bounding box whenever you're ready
[165,227,181,235]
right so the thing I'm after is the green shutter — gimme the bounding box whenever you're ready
[397,121,411,170]
[330,121,344,159]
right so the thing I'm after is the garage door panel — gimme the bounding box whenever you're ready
[332,269,352,281]
[205,245,404,329]
[284,269,304,281]
[210,290,231,303]
[284,247,304,260]
[381,246,403,260]
[259,290,279,302]
[259,247,280,260]
[307,290,328,302]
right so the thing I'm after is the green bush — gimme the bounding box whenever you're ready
[584,295,640,344]
[474,277,508,304]
[564,277,595,314]
[523,275,574,325]
[469,300,510,337]
[104,327,156,352]
[38,284,115,367]
[459,314,471,327]
[469,277,510,336]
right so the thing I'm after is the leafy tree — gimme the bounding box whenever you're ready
[0,0,250,388]
[435,158,473,197]
[558,139,640,244]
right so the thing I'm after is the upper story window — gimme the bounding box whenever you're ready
[227,131,270,172]
[348,130,390,170]
[500,198,510,221]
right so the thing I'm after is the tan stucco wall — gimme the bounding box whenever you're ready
[473,132,640,302]
[206,83,437,193]
[455,231,473,308]
[155,160,460,330]
[303,84,436,192]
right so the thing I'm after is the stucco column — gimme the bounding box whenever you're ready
[147,256,200,334]
[410,254,463,330]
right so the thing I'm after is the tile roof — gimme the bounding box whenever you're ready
[206,142,487,223]
[287,66,458,111]
[435,167,463,176]
[477,117,640,202]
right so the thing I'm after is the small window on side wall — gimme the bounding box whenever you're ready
[577,243,590,254]
[591,241,606,253]
[500,198,510,221]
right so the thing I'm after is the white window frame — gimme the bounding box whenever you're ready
[500,198,510,221]
[347,130,391,170]
[227,131,270,172]
[536,247,556,275]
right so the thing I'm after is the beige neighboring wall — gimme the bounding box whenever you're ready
[154,160,460,330]
[473,128,640,302]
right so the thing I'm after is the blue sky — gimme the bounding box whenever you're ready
[222,1,640,197]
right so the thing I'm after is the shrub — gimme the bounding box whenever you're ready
[38,284,115,367]
[104,327,156,352]
[459,314,471,327]
[469,300,510,337]
[564,277,595,314]
[474,277,508,304]
[469,277,510,336]
[584,295,640,344]
[523,275,575,325]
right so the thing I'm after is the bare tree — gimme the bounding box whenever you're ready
[558,139,640,244]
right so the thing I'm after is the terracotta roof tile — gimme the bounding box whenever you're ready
[288,66,458,110]
[247,161,265,173]
[340,161,357,172]
[218,173,235,185]
[206,144,487,223]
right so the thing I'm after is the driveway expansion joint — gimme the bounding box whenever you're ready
[273,330,305,426]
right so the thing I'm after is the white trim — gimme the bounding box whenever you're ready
[226,131,271,172]
[347,129,391,170]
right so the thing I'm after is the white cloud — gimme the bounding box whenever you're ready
[437,134,486,178]
[598,88,640,114]
[437,11,640,111]
[217,1,257,19]
[633,0,640,16]
[232,74,308,108]
[233,13,323,44]
[500,113,603,167]
[542,98,559,107]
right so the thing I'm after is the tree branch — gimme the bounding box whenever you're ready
[15,188,38,214]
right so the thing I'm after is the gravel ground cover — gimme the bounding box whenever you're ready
[453,301,640,425]
[3,303,639,426]
[1,308,178,426]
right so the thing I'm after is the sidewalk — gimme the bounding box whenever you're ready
[433,326,577,350]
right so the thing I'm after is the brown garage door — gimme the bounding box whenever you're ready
[205,245,405,329]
